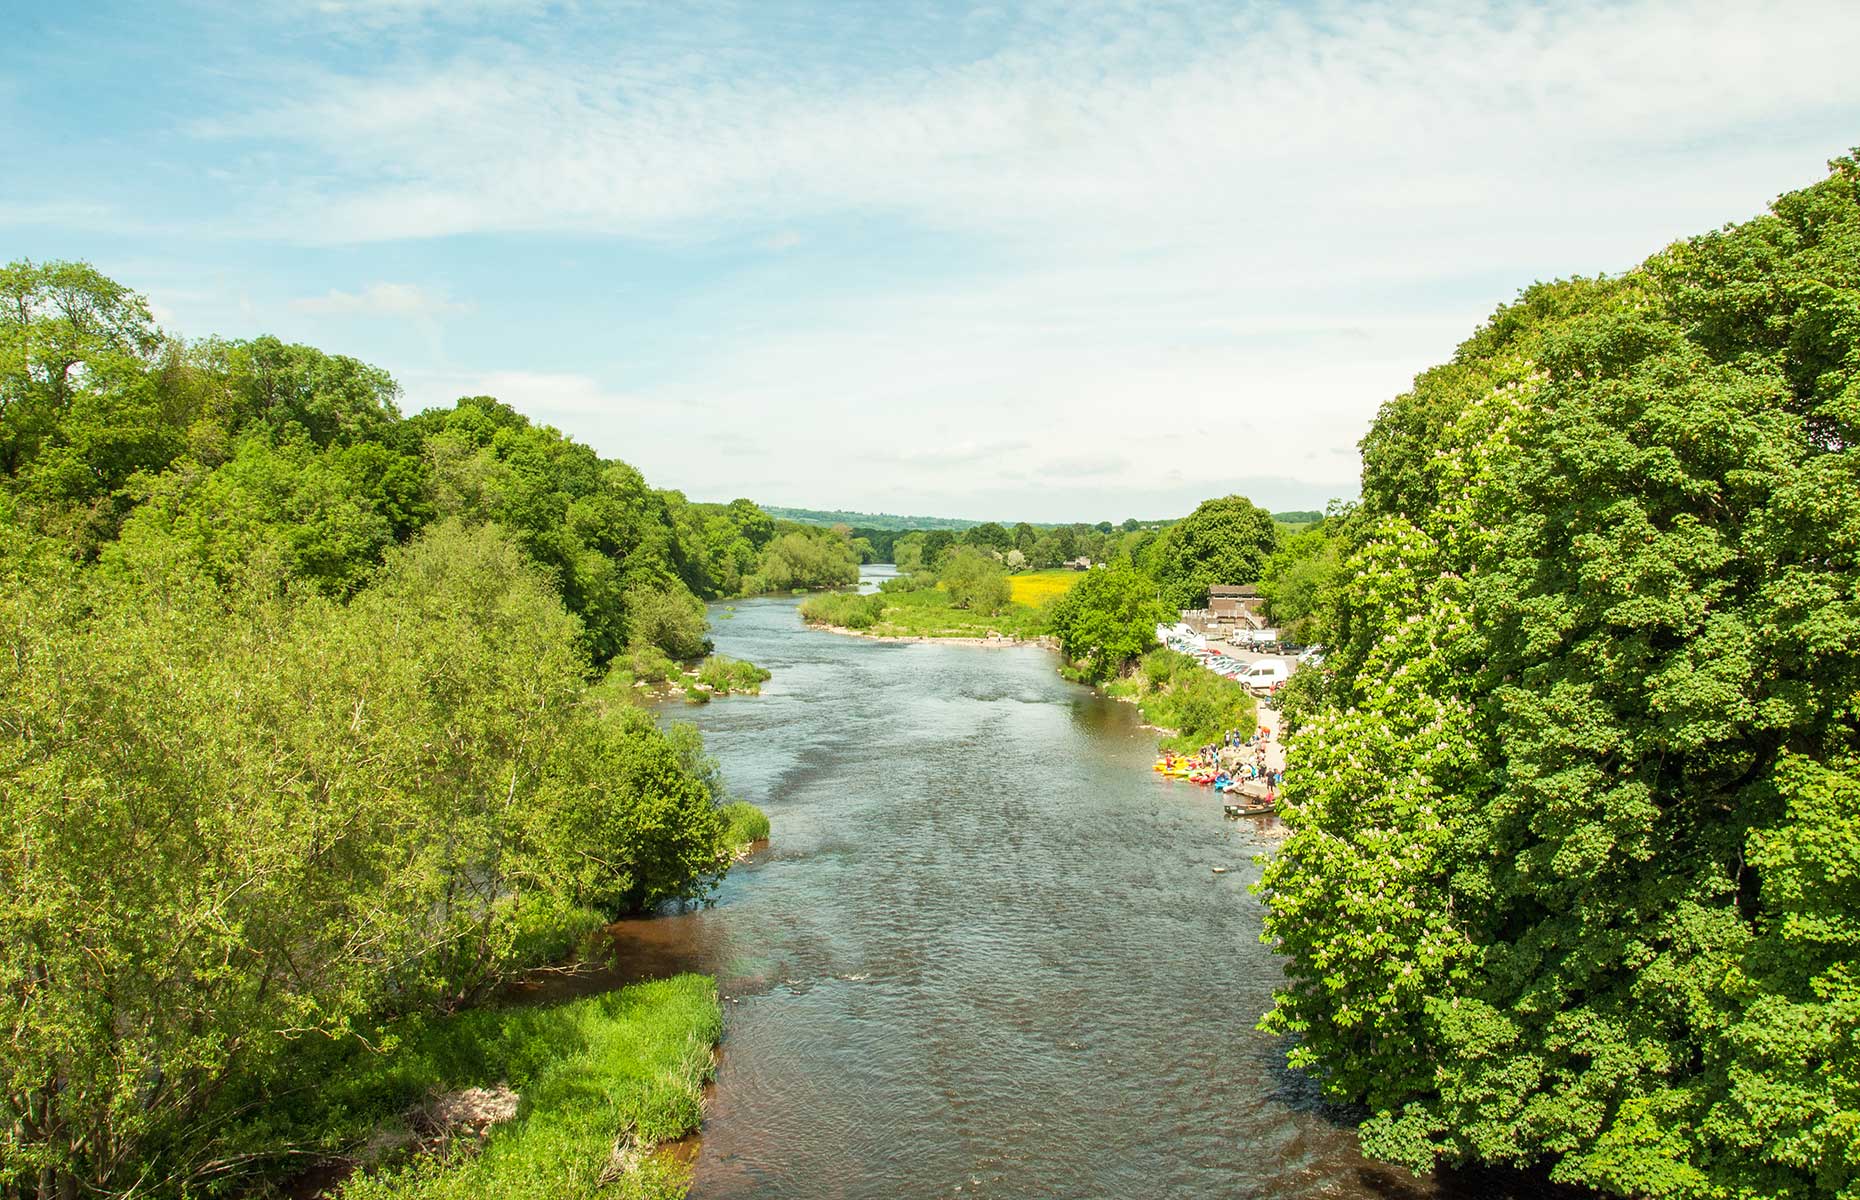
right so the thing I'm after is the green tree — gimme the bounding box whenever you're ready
[893,531,927,573]
[749,528,859,591]
[1146,494,1277,610]
[1257,510,1349,644]
[1260,153,1860,1200]
[963,521,1012,552]
[940,545,1011,614]
[625,582,712,659]
[1045,564,1170,682]
[0,259,161,476]
[920,528,956,567]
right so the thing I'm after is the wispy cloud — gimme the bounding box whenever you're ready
[196,0,1860,253]
[290,282,468,317]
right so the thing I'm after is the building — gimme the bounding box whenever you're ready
[1208,585,1268,629]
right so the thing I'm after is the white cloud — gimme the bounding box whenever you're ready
[199,0,1860,252]
[156,0,1860,515]
[290,282,468,318]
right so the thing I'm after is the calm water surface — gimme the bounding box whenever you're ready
[605,568,1534,1200]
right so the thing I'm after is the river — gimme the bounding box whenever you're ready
[606,568,1546,1200]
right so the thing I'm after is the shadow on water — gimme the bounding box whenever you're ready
[570,568,1597,1200]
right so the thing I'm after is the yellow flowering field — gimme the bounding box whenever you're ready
[1008,570,1080,607]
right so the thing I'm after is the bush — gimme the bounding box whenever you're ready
[1046,565,1171,681]
[718,801,770,851]
[749,530,859,591]
[697,654,772,695]
[1142,668,1254,750]
[624,643,677,684]
[798,591,885,630]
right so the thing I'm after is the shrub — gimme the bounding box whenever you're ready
[749,529,859,591]
[798,591,885,630]
[940,546,1010,614]
[625,582,710,660]
[1046,564,1171,681]
[718,801,770,851]
[624,643,677,684]
[696,654,772,695]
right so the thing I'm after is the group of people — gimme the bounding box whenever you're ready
[1187,725,1284,798]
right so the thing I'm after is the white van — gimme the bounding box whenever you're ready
[1239,660,1290,693]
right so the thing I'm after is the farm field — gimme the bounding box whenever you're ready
[1008,569,1080,607]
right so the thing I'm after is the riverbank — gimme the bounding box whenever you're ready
[809,621,1057,649]
[322,976,722,1200]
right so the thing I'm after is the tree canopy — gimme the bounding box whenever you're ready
[1259,152,1860,1200]
[1046,565,1172,682]
[0,261,793,1198]
[1145,494,1278,609]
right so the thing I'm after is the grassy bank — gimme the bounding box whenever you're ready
[1102,649,1256,752]
[799,586,1048,640]
[280,976,725,1200]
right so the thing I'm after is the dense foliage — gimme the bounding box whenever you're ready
[1144,494,1279,610]
[1257,505,1351,644]
[1105,648,1257,752]
[938,545,1011,614]
[1045,565,1172,682]
[0,261,785,1198]
[799,590,887,630]
[746,527,860,591]
[1259,155,1860,1200]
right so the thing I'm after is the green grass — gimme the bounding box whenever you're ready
[718,801,770,852]
[333,976,723,1200]
[860,586,1048,640]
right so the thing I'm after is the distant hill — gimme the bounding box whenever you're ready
[764,506,980,532]
[768,505,1329,533]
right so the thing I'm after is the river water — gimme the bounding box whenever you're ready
[610,569,1536,1200]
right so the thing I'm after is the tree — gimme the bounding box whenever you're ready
[1257,513,1348,644]
[963,521,1012,552]
[920,528,956,567]
[893,531,927,573]
[1259,153,1860,1200]
[726,497,775,549]
[625,581,711,659]
[749,528,859,591]
[940,546,1010,614]
[1146,494,1277,610]
[1045,564,1170,682]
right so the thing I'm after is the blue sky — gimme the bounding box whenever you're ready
[6,1,1859,521]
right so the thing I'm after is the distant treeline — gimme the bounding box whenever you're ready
[851,513,1321,565]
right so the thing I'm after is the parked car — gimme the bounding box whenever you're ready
[1239,660,1291,694]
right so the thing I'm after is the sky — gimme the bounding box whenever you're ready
[6,1,1860,522]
